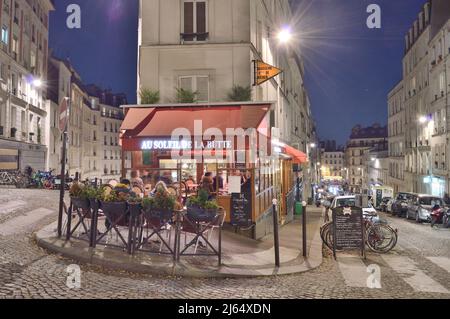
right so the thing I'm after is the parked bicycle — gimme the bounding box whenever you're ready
[0,170,21,186]
[320,212,398,254]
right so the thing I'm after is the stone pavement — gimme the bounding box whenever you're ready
[35,206,324,277]
[1,188,450,299]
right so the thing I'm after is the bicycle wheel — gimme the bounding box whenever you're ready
[366,224,397,253]
[320,222,333,250]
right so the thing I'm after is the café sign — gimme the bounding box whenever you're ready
[141,139,233,150]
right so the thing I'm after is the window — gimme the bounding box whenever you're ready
[439,72,445,93]
[1,26,8,44]
[179,75,209,102]
[182,0,207,41]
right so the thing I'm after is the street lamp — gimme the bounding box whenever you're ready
[310,143,316,148]
[419,116,428,124]
[32,79,43,88]
[277,27,292,44]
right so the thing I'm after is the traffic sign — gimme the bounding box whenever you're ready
[253,60,283,86]
[59,97,69,132]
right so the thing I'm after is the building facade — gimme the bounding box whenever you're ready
[387,81,406,193]
[345,124,388,194]
[388,0,450,197]
[321,151,345,180]
[0,0,54,170]
[138,0,316,198]
[46,56,128,181]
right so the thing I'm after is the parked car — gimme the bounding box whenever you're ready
[330,195,378,216]
[391,192,417,217]
[406,194,445,223]
[379,197,392,212]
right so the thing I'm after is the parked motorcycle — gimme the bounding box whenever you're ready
[430,204,446,227]
[443,209,450,228]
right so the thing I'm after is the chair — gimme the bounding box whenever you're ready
[144,184,153,196]
[131,184,144,197]
[108,179,118,188]
[203,207,226,250]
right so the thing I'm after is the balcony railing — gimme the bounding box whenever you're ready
[180,32,209,42]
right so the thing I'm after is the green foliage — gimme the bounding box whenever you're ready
[101,190,128,203]
[175,88,198,103]
[69,182,85,198]
[142,188,176,211]
[227,85,252,102]
[140,88,160,104]
[187,188,219,210]
[83,185,103,200]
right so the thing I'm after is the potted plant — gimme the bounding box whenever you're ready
[69,182,90,211]
[142,188,176,221]
[99,189,129,227]
[83,185,104,213]
[186,189,219,222]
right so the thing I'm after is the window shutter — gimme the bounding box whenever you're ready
[180,77,193,91]
[196,76,209,102]
[184,2,194,41]
[196,1,206,40]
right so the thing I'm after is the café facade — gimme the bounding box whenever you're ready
[119,102,307,240]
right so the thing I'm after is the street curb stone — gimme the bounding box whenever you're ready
[34,219,323,278]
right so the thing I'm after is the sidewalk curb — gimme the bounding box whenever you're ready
[34,221,323,278]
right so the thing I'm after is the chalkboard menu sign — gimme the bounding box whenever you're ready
[332,206,365,259]
[230,192,252,227]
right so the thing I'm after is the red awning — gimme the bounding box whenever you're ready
[284,145,308,164]
[120,108,155,130]
[136,106,270,137]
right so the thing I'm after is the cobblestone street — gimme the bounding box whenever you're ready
[0,188,449,299]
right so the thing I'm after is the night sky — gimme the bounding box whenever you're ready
[49,0,427,145]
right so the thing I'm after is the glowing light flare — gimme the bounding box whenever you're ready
[277,28,292,44]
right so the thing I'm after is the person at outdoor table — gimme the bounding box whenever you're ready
[200,173,215,198]
[241,170,252,194]
[130,170,144,189]
[158,171,173,185]
[212,172,224,191]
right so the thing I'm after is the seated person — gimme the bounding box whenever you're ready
[158,171,173,185]
[199,173,215,198]
[212,173,224,191]
[130,170,144,189]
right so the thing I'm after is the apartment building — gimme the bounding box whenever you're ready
[388,0,450,197]
[0,0,54,170]
[365,142,389,193]
[46,56,128,181]
[321,151,345,180]
[345,124,388,194]
[138,0,316,197]
[387,81,406,193]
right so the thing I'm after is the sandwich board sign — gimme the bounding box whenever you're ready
[253,60,283,86]
[332,206,365,260]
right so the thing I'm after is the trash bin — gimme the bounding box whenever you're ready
[295,202,303,215]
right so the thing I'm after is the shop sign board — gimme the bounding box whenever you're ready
[332,206,365,260]
[141,139,233,150]
[253,60,283,86]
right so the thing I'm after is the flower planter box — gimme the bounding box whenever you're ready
[128,203,143,218]
[100,201,129,227]
[186,206,217,223]
[143,209,173,221]
[71,197,90,211]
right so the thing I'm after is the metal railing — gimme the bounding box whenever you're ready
[63,195,223,265]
